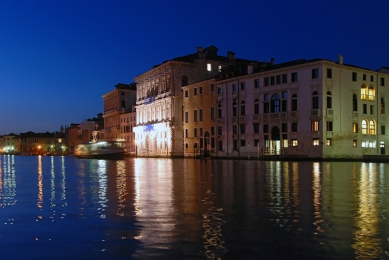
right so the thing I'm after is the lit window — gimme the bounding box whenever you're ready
[292,139,298,146]
[353,140,357,147]
[369,120,376,135]
[362,120,367,134]
[312,139,319,146]
[207,63,211,71]
[353,123,358,133]
[326,139,332,146]
[361,85,367,100]
[368,86,375,101]
[311,121,319,131]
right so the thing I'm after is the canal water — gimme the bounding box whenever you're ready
[1,155,389,259]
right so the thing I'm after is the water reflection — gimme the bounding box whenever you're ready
[2,157,389,259]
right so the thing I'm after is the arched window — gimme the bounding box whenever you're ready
[353,94,358,111]
[271,93,280,113]
[362,119,367,134]
[369,120,376,135]
[181,76,188,87]
[368,85,375,101]
[240,101,246,116]
[327,91,332,109]
[254,99,259,114]
[381,97,385,114]
[232,101,237,117]
[312,91,319,109]
[361,84,367,100]
[292,94,298,111]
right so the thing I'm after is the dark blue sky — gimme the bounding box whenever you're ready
[1,0,388,135]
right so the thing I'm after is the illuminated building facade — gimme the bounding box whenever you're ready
[102,83,136,141]
[206,56,389,159]
[19,131,64,155]
[134,45,261,157]
[182,78,216,157]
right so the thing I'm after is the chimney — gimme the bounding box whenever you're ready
[270,57,275,65]
[228,51,235,63]
[197,47,204,59]
[338,55,343,65]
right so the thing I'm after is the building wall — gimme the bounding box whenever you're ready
[120,112,136,155]
[182,79,216,157]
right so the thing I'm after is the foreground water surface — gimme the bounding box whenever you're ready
[1,155,389,259]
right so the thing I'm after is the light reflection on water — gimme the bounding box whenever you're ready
[1,155,389,259]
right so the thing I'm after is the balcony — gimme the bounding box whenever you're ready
[311,109,320,116]
[326,78,333,86]
[326,109,333,117]
[289,111,299,118]
[352,111,359,118]
[239,116,246,123]
[252,114,260,122]
[232,117,238,124]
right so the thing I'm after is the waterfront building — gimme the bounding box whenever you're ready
[134,45,263,157]
[65,123,81,155]
[1,133,18,154]
[182,78,216,157]
[19,131,57,155]
[204,56,389,159]
[120,111,136,155]
[101,83,137,141]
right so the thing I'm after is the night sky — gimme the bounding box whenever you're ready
[1,0,388,135]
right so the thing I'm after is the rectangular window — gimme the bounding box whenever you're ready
[199,87,203,94]
[240,124,246,134]
[264,77,269,86]
[352,72,357,82]
[232,84,237,92]
[211,126,214,136]
[240,82,245,90]
[194,110,198,122]
[194,128,197,137]
[311,121,319,131]
[211,84,214,92]
[381,125,385,135]
[282,134,288,147]
[292,122,297,132]
[327,68,332,79]
[240,140,246,147]
[254,139,259,146]
[353,123,358,133]
[233,140,238,151]
[327,121,333,131]
[253,123,259,133]
[185,111,188,123]
[210,107,215,120]
[194,88,197,96]
[363,74,366,81]
[218,126,222,136]
[353,140,357,147]
[326,139,332,146]
[185,90,188,97]
[312,138,319,146]
[200,109,204,121]
[312,69,319,79]
[200,128,203,136]
[282,74,287,83]
[292,139,298,146]
[276,75,281,84]
[282,123,287,132]
[363,104,367,114]
[291,72,298,82]
[270,76,275,85]
[233,125,237,134]
[185,143,188,149]
[254,79,259,88]
[370,105,373,115]
[381,77,385,87]
[263,124,269,133]
[217,87,222,95]
[185,129,188,138]
[371,75,374,82]
[211,138,215,148]
[207,63,211,71]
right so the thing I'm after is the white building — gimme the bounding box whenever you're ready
[211,56,389,159]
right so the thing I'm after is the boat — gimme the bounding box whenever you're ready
[74,140,126,159]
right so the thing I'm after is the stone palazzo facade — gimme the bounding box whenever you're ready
[133,46,262,157]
